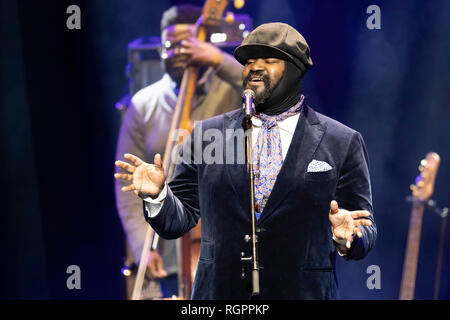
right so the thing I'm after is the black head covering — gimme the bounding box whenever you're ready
[253,60,303,115]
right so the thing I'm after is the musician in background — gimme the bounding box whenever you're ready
[114,4,243,299]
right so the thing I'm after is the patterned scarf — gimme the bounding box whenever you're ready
[253,95,304,220]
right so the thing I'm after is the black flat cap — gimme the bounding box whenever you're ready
[234,22,313,73]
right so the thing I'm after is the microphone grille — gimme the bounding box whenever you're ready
[242,89,255,99]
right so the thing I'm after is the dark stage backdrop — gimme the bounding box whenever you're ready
[1,0,449,299]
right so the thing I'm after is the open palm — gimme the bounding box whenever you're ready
[328,200,372,248]
[115,153,166,199]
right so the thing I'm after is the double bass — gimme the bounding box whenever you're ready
[131,0,235,300]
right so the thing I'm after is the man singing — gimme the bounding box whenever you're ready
[115,23,377,299]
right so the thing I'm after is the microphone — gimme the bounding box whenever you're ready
[242,89,255,118]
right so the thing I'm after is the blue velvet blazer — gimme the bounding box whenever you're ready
[146,105,377,299]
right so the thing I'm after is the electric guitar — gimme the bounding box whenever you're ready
[399,152,440,300]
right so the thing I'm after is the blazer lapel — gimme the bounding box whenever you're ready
[257,105,327,225]
[224,109,251,219]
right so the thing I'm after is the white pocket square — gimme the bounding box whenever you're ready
[307,160,333,172]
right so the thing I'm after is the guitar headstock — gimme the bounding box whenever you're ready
[200,0,229,29]
[411,152,440,201]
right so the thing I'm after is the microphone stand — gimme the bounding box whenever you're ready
[429,200,448,300]
[240,91,260,298]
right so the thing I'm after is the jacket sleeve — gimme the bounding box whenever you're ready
[114,102,151,263]
[335,131,377,260]
[144,127,201,239]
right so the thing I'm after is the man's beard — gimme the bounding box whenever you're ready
[243,71,274,106]
[164,56,189,85]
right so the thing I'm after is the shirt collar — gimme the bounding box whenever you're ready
[251,113,299,135]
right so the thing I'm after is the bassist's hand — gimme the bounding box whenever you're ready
[180,37,224,69]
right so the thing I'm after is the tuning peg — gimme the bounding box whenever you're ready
[225,11,235,24]
[410,184,416,191]
[420,159,428,167]
[234,0,245,9]
[419,165,424,172]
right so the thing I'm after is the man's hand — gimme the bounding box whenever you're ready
[328,200,372,249]
[114,153,166,199]
[180,37,224,69]
[147,250,168,279]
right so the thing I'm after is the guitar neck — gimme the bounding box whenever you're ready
[399,201,426,300]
